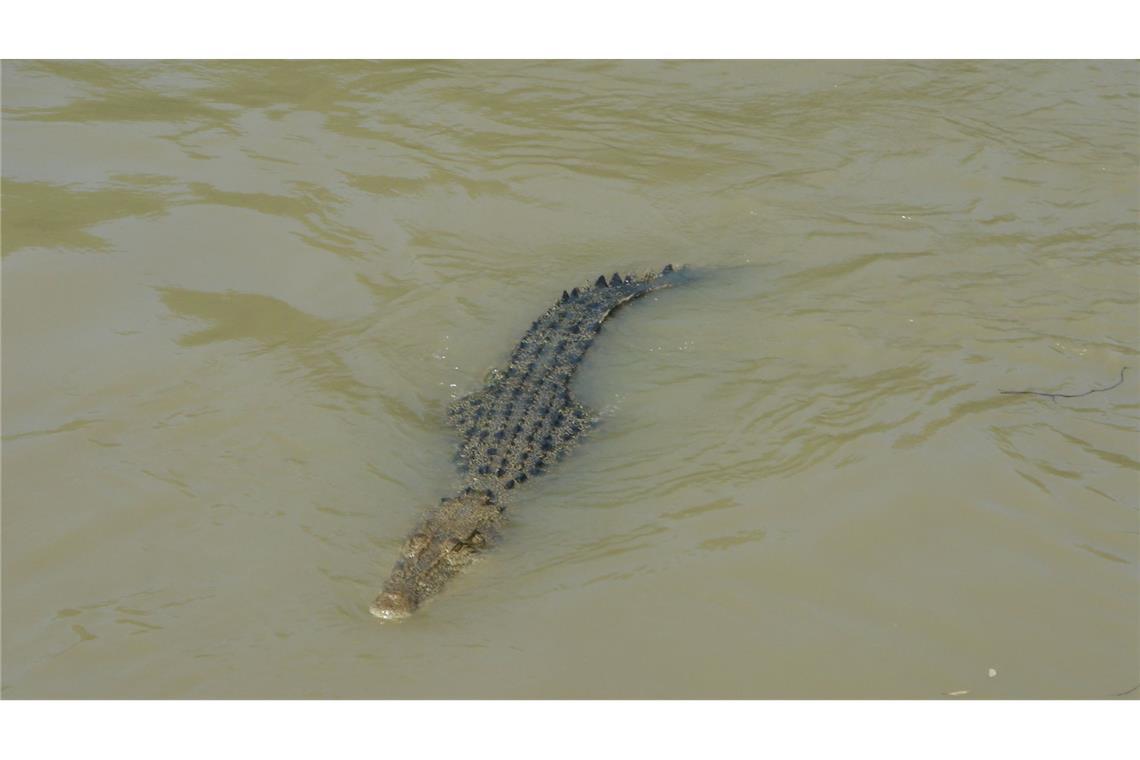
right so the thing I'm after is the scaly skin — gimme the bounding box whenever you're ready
[371,265,683,620]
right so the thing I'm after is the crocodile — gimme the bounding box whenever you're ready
[370,264,685,620]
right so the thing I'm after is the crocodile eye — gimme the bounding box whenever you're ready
[443,538,470,565]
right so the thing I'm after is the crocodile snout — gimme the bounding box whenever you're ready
[370,591,415,620]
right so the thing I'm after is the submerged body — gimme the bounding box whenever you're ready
[371,266,683,619]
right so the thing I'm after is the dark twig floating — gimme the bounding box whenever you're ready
[999,366,1129,401]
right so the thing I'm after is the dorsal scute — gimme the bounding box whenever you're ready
[447,268,670,439]
[446,386,495,430]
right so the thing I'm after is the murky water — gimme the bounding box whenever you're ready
[2,60,1137,699]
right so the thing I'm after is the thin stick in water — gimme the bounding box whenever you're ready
[1000,366,1129,401]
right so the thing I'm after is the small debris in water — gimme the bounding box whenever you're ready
[946,689,969,696]
[988,668,997,678]
[1000,366,1128,401]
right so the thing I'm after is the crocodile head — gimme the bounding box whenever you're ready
[370,491,498,620]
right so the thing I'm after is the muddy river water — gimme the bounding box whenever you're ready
[2,60,1137,698]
